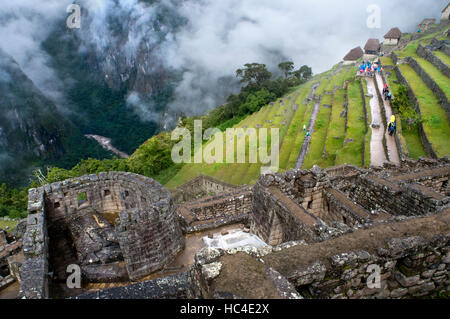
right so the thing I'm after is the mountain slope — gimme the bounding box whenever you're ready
[0,49,111,186]
[164,22,450,189]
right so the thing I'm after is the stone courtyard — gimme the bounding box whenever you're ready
[1,157,449,299]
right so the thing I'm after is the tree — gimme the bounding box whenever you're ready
[293,65,313,82]
[278,61,294,79]
[236,63,272,86]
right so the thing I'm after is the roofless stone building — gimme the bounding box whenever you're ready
[20,172,184,298]
[17,157,450,299]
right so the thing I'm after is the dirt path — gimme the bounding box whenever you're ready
[295,84,320,169]
[366,78,387,167]
[375,73,400,164]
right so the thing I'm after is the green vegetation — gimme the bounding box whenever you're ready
[2,19,449,217]
[385,72,426,159]
[433,50,450,67]
[362,79,372,167]
[0,219,19,233]
[278,81,317,170]
[398,64,450,157]
[0,184,28,219]
[335,80,366,166]
[303,94,332,169]
[380,56,394,66]
[413,57,450,100]
[321,89,347,167]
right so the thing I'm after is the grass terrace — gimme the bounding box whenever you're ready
[433,50,450,67]
[398,64,450,157]
[335,80,366,166]
[303,94,333,169]
[362,78,372,167]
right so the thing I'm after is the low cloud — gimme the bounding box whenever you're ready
[0,0,447,122]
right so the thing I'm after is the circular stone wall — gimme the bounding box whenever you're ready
[42,172,184,283]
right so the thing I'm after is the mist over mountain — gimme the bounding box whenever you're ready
[0,0,447,185]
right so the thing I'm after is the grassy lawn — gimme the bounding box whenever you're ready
[0,219,19,232]
[165,81,316,188]
[380,56,394,66]
[433,50,450,68]
[386,70,426,159]
[413,57,450,100]
[320,89,347,168]
[279,81,316,169]
[303,94,333,169]
[362,79,372,167]
[399,64,450,158]
[335,80,366,166]
[402,125,427,159]
[286,100,315,168]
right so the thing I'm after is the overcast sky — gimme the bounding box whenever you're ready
[0,0,447,117]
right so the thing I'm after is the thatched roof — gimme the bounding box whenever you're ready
[384,27,402,39]
[343,46,364,61]
[364,39,380,52]
[443,3,450,13]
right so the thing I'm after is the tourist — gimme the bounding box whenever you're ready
[387,92,392,101]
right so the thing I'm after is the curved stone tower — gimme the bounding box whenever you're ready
[20,172,184,298]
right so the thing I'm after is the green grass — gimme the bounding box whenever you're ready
[319,89,347,168]
[433,50,450,67]
[380,56,394,66]
[398,64,450,157]
[285,100,315,169]
[165,23,450,189]
[362,79,372,167]
[335,80,366,166]
[413,57,450,100]
[279,81,317,170]
[165,83,312,188]
[385,70,426,159]
[402,126,427,159]
[0,219,19,233]
[303,94,333,169]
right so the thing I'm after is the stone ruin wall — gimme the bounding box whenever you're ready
[17,157,450,299]
[251,182,319,246]
[20,187,49,299]
[176,187,253,234]
[172,175,239,204]
[0,231,23,292]
[20,172,184,298]
[193,232,450,299]
[291,235,450,299]
[348,175,447,216]
[251,159,450,248]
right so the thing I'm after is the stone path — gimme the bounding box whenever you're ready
[375,73,400,164]
[295,84,320,169]
[366,78,387,167]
